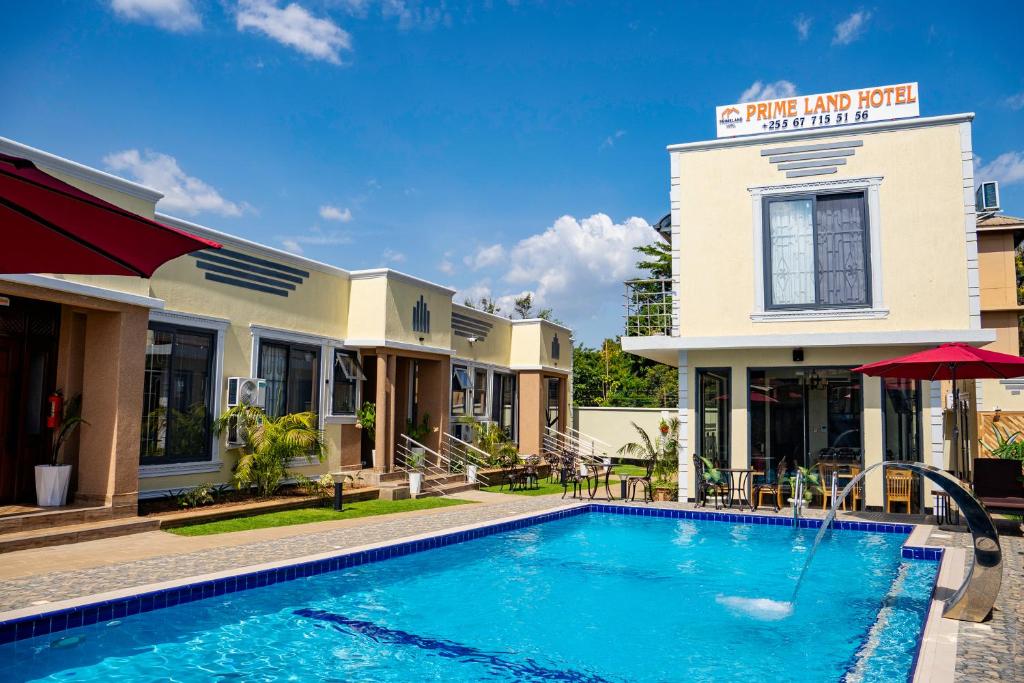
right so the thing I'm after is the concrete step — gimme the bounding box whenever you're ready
[418,481,480,498]
[0,505,129,535]
[0,517,161,554]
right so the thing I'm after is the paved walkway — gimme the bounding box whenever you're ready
[927,521,1024,681]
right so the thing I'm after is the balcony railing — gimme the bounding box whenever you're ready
[623,278,675,336]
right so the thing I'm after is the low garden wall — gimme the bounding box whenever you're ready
[572,407,670,459]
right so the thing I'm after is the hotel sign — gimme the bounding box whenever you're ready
[716,82,919,138]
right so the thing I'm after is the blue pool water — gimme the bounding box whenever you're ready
[1,512,937,682]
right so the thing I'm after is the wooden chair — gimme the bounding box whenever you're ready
[886,469,913,513]
[843,466,863,511]
[817,462,842,510]
[751,459,788,512]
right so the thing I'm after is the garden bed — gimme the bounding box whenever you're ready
[147,486,381,529]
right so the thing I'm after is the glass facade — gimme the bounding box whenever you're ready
[331,349,364,415]
[140,324,215,463]
[490,372,517,440]
[748,367,863,474]
[696,369,730,466]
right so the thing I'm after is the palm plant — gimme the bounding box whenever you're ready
[460,417,518,467]
[787,465,822,504]
[51,394,87,467]
[618,418,680,486]
[984,425,1024,462]
[216,405,326,498]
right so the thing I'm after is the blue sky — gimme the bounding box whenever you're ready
[2,1,1023,344]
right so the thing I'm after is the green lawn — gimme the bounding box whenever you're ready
[482,477,628,497]
[166,497,473,536]
[612,463,647,477]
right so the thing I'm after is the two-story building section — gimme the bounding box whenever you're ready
[623,111,994,512]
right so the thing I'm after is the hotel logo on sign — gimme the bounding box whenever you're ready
[715,83,920,138]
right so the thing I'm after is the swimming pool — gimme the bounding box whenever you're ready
[0,507,938,682]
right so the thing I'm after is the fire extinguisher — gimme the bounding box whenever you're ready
[47,392,63,429]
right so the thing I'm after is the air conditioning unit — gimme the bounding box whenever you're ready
[976,181,1000,212]
[226,377,266,447]
[227,377,266,409]
[451,422,474,443]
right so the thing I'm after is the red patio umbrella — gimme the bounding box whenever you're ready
[853,343,1024,478]
[0,153,219,277]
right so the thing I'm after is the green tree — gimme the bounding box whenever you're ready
[464,297,501,314]
[572,338,677,408]
[627,239,673,335]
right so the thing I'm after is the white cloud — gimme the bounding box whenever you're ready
[236,1,352,64]
[110,0,201,31]
[832,10,871,46]
[1005,93,1024,111]
[975,152,1024,188]
[465,244,505,270]
[319,204,352,222]
[794,14,811,41]
[738,80,797,103]
[438,252,455,275]
[600,130,626,149]
[103,149,245,217]
[382,248,406,263]
[278,227,353,254]
[470,213,660,323]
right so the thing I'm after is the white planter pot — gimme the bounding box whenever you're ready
[466,464,478,484]
[35,465,72,507]
[408,472,423,497]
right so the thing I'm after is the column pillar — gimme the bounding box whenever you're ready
[677,351,689,502]
[76,306,147,513]
[374,353,393,471]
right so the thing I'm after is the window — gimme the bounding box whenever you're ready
[883,379,920,462]
[764,192,869,309]
[491,372,517,439]
[331,349,365,416]
[697,369,730,466]
[141,324,215,463]
[546,377,562,428]
[259,341,319,418]
[451,365,471,415]
[472,368,488,417]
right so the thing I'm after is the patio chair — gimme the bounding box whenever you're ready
[561,451,597,499]
[625,456,654,503]
[817,462,842,510]
[751,459,788,512]
[500,456,526,492]
[521,455,540,490]
[885,469,913,513]
[693,454,728,510]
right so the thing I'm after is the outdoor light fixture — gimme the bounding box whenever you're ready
[467,336,478,344]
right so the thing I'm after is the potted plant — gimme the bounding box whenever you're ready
[787,465,822,509]
[406,413,432,453]
[407,450,425,497]
[36,393,86,507]
[619,417,680,502]
[356,401,376,462]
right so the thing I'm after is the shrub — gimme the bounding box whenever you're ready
[216,406,326,498]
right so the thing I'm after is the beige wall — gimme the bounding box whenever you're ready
[573,407,666,460]
[673,121,973,338]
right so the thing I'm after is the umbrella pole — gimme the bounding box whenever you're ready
[950,364,960,479]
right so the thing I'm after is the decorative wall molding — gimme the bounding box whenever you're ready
[751,308,890,323]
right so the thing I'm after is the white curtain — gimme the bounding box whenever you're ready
[768,199,815,306]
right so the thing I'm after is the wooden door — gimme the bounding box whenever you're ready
[0,335,21,503]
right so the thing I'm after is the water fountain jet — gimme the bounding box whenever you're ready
[789,461,1001,622]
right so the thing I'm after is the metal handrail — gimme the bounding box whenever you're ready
[440,433,501,487]
[623,278,675,337]
[395,434,458,496]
